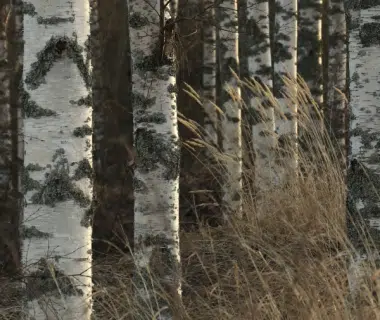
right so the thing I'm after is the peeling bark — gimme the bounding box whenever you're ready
[22,1,92,318]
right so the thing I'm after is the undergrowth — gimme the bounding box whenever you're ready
[90,76,380,320]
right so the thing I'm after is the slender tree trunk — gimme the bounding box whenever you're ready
[202,0,218,146]
[298,0,322,104]
[297,0,323,176]
[273,0,298,185]
[89,0,134,256]
[129,1,181,318]
[22,1,92,318]
[218,0,242,217]
[347,3,380,301]
[243,0,276,193]
[0,1,24,315]
[326,0,347,173]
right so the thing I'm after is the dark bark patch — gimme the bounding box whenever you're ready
[21,226,52,239]
[25,35,91,90]
[359,23,380,47]
[30,150,90,207]
[73,124,92,138]
[21,86,57,118]
[26,258,83,301]
[135,128,180,180]
[37,15,75,25]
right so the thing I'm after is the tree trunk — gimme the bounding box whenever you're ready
[202,0,218,146]
[0,0,24,315]
[22,0,92,318]
[89,0,134,257]
[218,0,242,217]
[298,0,323,104]
[326,0,347,173]
[347,3,380,300]
[129,1,181,318]
[273,0,298,185]
[243,0,276,193]
[297,0,323,176]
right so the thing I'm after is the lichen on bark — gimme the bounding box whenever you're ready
[25,35,91,90]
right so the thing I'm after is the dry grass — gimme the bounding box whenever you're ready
[91,77,380,320]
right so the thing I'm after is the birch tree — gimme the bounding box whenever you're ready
[0,0,23,314]
[242,0,275,192]
[219,0,242,216]
[129,0,181,318]
[273,0,298,184]
[298,0,322,104]
[325,0,347,174]
[22,0,92,318]
[89,0,134,255]
[202,0,218,146]
[347,3,380,299]
[297,0,322,175]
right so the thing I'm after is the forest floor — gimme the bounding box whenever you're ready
[91,79,380,319]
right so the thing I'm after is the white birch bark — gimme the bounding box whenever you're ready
[245,0,276,192]
[22,1,92,318]
[347,4,380,300]
[202,0,218,146]
[273,0,298,184]
[219,0,242,217]
[327,0,347,172]
[129,1,181,319]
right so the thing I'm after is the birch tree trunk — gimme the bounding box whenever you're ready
[218,0,242,217]
[297,0,323,176]
[89,0,134,256]
[22,1,92,318]
[298,0,322,104]
[347,4,380,300]
[273,0,298,185]
[326,0,347,173]
[202,0,218,146]
[0,0,24,315]
[243,0,276,193]
[129,1,181,318]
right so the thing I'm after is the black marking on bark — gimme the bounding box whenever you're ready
[21,226,52,239]
[30,151,90,207]
[25,163,44,171]
[73,125,92,138]
[26,258,83,300]
[69,94,92,107]
[21,86,57,118]
[21,2,37,16]
[73,158,92,180]
[135,128,180,180]
[129,12,150,29]
[37,15,75,26]
[134,112,167,125]
[25,35,91,90]
[22,170,41,194]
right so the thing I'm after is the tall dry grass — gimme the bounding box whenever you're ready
[91,76,380,320]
